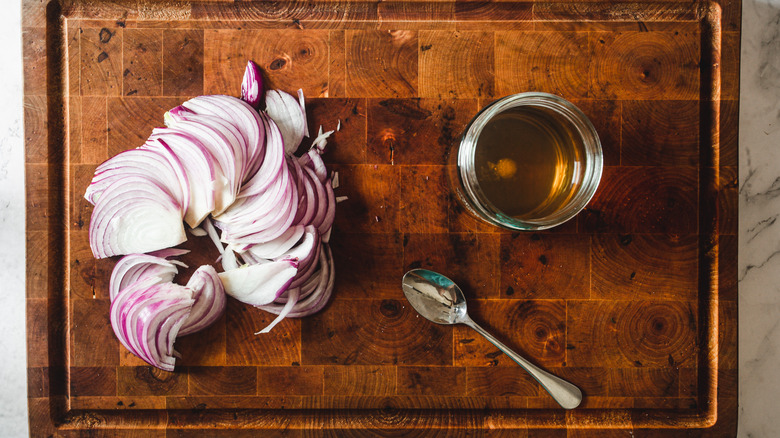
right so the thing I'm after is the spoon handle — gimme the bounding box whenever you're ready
[464,317,582,409]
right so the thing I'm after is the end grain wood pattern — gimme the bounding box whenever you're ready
[25,0,738,434]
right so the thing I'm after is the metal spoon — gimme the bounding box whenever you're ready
[402,268,582,409]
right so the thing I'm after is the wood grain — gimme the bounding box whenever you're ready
[301,299,453,366]
[496,31,589,99]
[330,232,404,299]
[621,100,699,166]
[80,27,123,96]
[117,366,188,396]
[591,233,698,301]
[590,31,700,100]
[225,299,301,366]
[330,164,400,233]
[499,233,590,300]
[419,31,494,99]
[403,232,500,300]
[204,29,330,97]
[25,0,737,433]
[454,300,566,368]
[399,165,449,233]
[307,97,366,163]
[581,166,698,234]
[122,29,163,96]
[567,300,698,369]
[366,98,476,165]
[346,30,418,98]
[162,29,204,96]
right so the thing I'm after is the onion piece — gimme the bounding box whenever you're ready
[188,226,207,237]
[255,287,299,334]
[265,89,307,156]
[179,265,227,336]
[258,244,334,318]
[243,225,305,260]
[109,249,189,301]
[241,60,264,110]
[218,259,298,306]
[142,135,216,228]
[221,246,240,271]
[235,112,285,198]
[85,147,187,211]
[89,175,186,259]
[182,95,266,182]
[110,277,194,371]
[310,125,334,153]
[163,113,247,213]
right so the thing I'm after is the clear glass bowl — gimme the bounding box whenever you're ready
[450,92,603,231]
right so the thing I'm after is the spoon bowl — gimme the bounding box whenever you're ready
[402,268,583,410]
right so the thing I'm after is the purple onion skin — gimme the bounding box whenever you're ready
[241,61,264,110]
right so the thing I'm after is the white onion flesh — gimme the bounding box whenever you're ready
[265,89,307,155]
[218,260,299,306]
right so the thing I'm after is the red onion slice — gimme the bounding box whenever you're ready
[88,61,344,347]
[110,278,194,371]
[255,287,299,334]
[109,249,189,301]
[85,147,187,211]
[89,175,186,259]
[265,89,307,156]
[241,60,264,110]
[243,225,304,260]
[179,265,227,336]
[182,95,266,181]
[143,135,216,228]
[218,259,298,306]
[258,244,334,318]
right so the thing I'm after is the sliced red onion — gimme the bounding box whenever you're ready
[188,226,207,237]
[298,89,309,139]
[143,135,216,228]
[265,89,307,156]
[278,225,320,288]
[221,246,240,271]
[109,249,189,301]
[258,244,334,318]
[182,95,266,181]
[255,287,299,334]
[202,217,224,255]
[179,265,227,336]
[85,147,187,211]
[163,113,248,213]
[89,175,186,259]
[301,149,328,183]
[310,125,334,153]
[110,277,194,371]
[88,61,345,346]
[218,259,298,306]
[236,112,285,198]
[241,60,264,110]
[243,225,304,260]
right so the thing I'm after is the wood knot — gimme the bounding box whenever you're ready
[98,28,114,43]
[379,299,401,318]
[269,58,287,71]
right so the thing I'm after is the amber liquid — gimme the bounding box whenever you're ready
[474,106,584,220]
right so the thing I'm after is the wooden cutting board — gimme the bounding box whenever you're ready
[24,0,739,435]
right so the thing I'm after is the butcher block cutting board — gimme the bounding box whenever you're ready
[23,0,739,435]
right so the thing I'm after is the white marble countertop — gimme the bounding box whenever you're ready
[2,0,779,436]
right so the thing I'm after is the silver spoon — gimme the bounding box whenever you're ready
[402,268,582,409]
